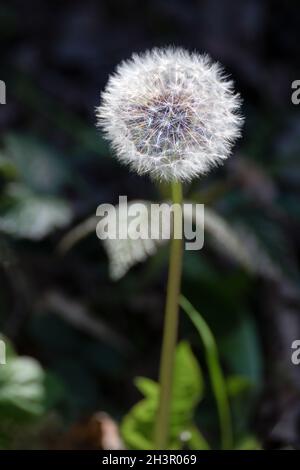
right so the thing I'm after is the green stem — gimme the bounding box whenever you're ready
[154,180,183,449]
[180,295,233,450]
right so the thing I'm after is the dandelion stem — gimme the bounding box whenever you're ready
[154,180,183,449]
[180,295,233,450]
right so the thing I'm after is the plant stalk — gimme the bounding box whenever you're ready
[180,295,233,449]
[154,180,183,449]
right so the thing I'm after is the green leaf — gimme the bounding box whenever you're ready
[0,357,47,420]
[99,200,168,280]
[3,134,70,194]
[121,341,209,450]
[0,335,64,449]
[0,335,63,424]
[0,185,72,240]
[135,377,158,399]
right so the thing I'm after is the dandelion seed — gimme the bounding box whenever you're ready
[97,47,243,182]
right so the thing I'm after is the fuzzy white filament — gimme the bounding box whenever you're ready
[97,47,243,182]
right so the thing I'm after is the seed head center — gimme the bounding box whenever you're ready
[125,92,196,156]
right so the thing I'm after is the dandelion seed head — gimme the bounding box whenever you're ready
[97,47,243,181]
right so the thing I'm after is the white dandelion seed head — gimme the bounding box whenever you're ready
[96,47,243,182]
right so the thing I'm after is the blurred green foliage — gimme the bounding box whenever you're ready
[0,335,63,449]
[122,342,209,450]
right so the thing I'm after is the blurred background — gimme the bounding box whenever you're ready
[0,0,299,450]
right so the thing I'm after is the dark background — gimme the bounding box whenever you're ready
[0,0,299,450]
